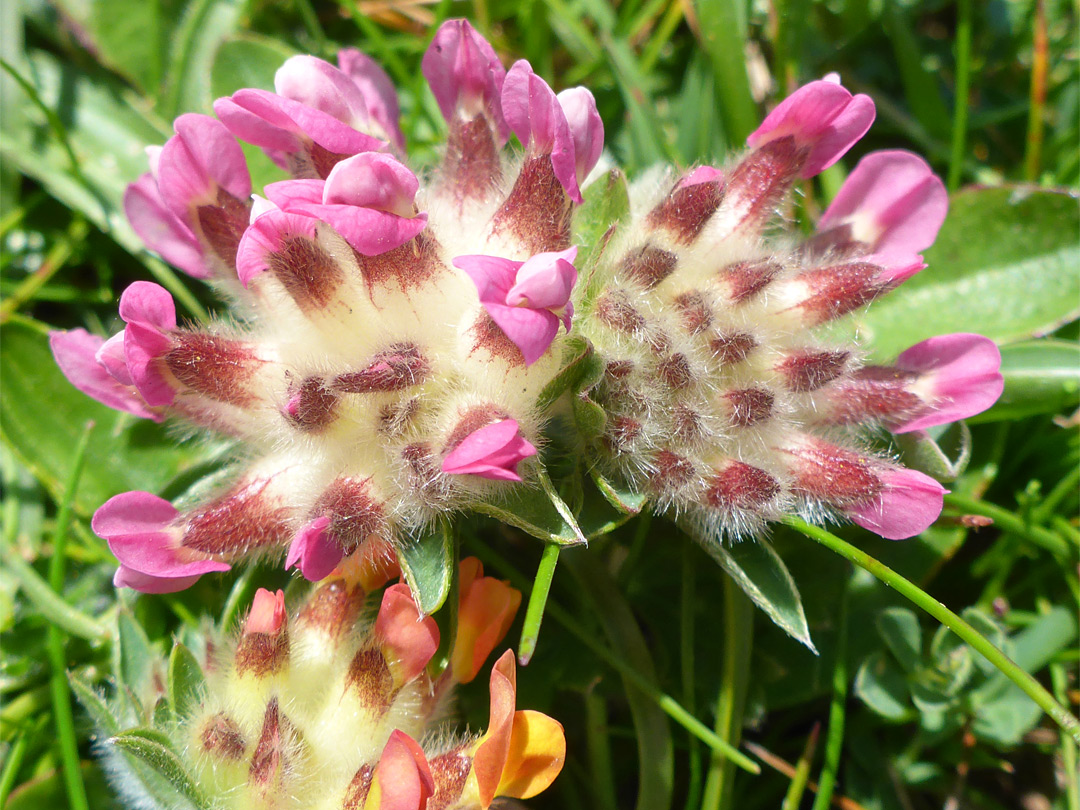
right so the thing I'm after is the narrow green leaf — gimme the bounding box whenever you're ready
[591,470,647,515]
[87,0,185,94]
[694,530,816,651]
[473,476,588,547]
[168,643,206,723]
[116,610,156,698]
[858,188,1080,359]
[536,336,593,411]
[397,521,454,615]
[109,729,209,810]
[574,168,630,290]
[164,0,243,117]
[68,673,122,736]
[876,607,923,674]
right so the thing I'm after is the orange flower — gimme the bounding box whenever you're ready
[450,558,522,683]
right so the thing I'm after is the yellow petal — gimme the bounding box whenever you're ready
[495,710,566,799]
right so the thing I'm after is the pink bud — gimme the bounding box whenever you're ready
[337,48,405,150]
[819,150,948,254]
[246,588,287,635]
[49,329,159,421]
[556,87,604,188]
[422,19,508,141]
[124,173,208,279]
[119,281,178,406]
[890,333,1004,433]
[847,467,947,540]
[441,419,538,482]
[157,114,251,224]
[235,209,321,289]
[747,79,875,178]
[374,584,440,683]
[286,516,344,582]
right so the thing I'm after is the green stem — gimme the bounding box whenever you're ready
[518,542,561,665]
[1041,598,1080,810]
[681,540,704,810]
[786,517,1080,744]
[1023,0,1048,182]
[46,422,94,810]
[1035,465,1080,522]
[810,577,849,810]
[694,0,758,144]
[584,688,618,810]
[946,0,972,191]
[943,493,1072,555]
[0,719,42,805]
[781,723,820,810]
[702,574,755,809]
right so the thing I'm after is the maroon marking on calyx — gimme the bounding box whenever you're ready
[650,449,696,492]
[785,440,882,502]
[334,344,428,393]
[355,232,442,295]
[828,366,923,424]
[604,360,635,380]
[181,483,292,556]
[647,177,725,243]
[235,625,289,678]
[248,698,286,788]
[673,291,714,334]
[777,350,851,392]
[720,259,781,303]
[672,402,704,442]
[703,461,780,509]
[309,142,354,179]
[165,331,259,407]
[311,478,387,552]
[490,156,573,254]
[621,244,678,289]
[726,137,806,229]
[297,579,366,641]
[724,388,775,427]
[345,646,395,711]
[266,234,344,311]
[710,332,757,366]
[196,189,250,270]
[604,415,642,453]
[443,405,502,452]
[470,311,526,366]
[444,116,503,201]
[427,750,473,806]
[200,713,246,761]
[793,262,881,324]
[379,398,420,437]
[594,290,646,335]
[285,377,339,432]
[342,765,374,810]
[658,353,694,389]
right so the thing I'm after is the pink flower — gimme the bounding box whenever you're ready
[336,48,405,151]
[245,588,287,635]
[847,468,947,540]
[422,19,508,141]
[441,419,538,482]
[49,329,159,421]
[119,281,178,407]
[819,150,948,254]
[123,173,207,279]
[285,516,343,582]
[454,247,578,364]
[890,333,1004,433]
[93,491,230,593]
[501,62,603,203]
[747,78,875,178]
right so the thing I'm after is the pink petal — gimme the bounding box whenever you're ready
[235,209,320,287]
[49,330,159,420]
[113,566,202,594]
[892,334,1004,433]
[848,468,947,540]
[557,87,604,186]
[506,247,578,310]
[262,179,325,210]
[92,490,179,537]
[246,588,287,635]
[370,731,435,810]
[285,203,427,257]
[454,254,520,303]
[442,419,538,481]
[156,114,250,225]
[95,331,133,385]
[118,281,177,331]
[502,61,580,202]
[338,48,405,151]
[274,55,373,130]
[285,516,344,582]
[485,303,561,366]
[322,152,419,215]
[124,174,208,279]
[374,584,440,680]
[747,80,875,178]
[865,252,927,287]
[681,166,724,187]
[119,282,177,406]
[422,19,508,141]
[820,150,948,254]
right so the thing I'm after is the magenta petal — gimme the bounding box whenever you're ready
[123,322,175,406]
[892,334,1004,433]
[820,150,948,254]
[557,87,604,186]
[114,566,202,594]
[322,152,419,215]
[848,468,946,540]
[866,252,926,287]
[95,331,133,385]
[287,203,427,256]
[263,179,325,210]
[214,93,303,154]
[442,419,537,481]
[92,491,178,536]
[338,48,405,150]
[286,516,343,581]
[49,330,159,420]
[454,254,519,303]
[275,55,372,129]
[124,174,208,279]
[119,281,177,331]
[803,93,875,177]
[235,209,320,287]
[422,19,508,140]
[506,247,578,310]
[484,303,561,365]
[157,113,250,223]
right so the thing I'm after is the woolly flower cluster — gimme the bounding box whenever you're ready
[51,20,1004,593]
[104,555,561,810]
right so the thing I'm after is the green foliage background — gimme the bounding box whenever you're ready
[1,1,1078,809]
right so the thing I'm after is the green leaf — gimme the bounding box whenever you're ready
[876,607,923,673]
[87,0,184,94]
[397,521,454,615]
[855,651,915,722]
[895,421,972,482]
[164,0,243,117]
[210,34,295,99]
[473,474,588,547]
[536,336,593,411]
[972,339,1080,422]
[857,188,1080,360]
[574,168,630,291]
[109,729,209,810]
[115,610,156,701]
[68,672,122,736]
[694,530,816,651]
[168,643,206,723]
[591,470,648,515]
[0,322,205,516]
